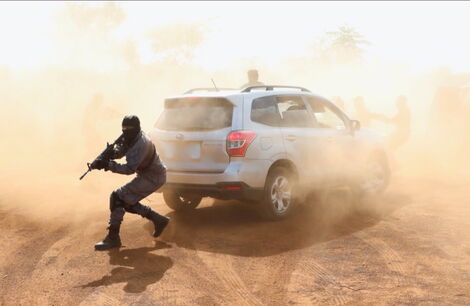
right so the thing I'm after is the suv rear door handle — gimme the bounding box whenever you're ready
[285,135,296,142]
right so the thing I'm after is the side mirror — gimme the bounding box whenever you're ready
[350,120,361,132]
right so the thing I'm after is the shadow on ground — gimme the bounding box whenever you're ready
[81,241,173,293]
[151,191,411,257]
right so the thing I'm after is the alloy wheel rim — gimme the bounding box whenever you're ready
[271,176,291,213]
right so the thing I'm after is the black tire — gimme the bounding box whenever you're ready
[163,190,202,211]
[259,167,296,220]
[351,152,390,199]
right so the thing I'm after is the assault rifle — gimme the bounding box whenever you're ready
[79,134,125,180]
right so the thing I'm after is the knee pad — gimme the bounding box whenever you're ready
[109,191,125,212]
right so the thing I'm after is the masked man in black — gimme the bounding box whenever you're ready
[91,115,169,251]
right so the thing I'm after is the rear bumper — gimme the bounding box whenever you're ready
[164,160,271,188]
[159,181,264,202]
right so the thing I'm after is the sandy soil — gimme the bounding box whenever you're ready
[0,176,469,305]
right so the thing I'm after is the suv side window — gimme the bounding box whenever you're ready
[276,95,315,128]
[251,96,282,126]
[307,97,347,130]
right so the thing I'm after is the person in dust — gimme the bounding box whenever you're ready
[331,96,346,112]
[352,96,375,127]
[376,95,411,151]
[459,84,470,156]
[429,83,469,159]
[240,69,264,88]
[90,115,169,251]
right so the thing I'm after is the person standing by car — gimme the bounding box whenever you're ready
[331,96,346,112]
[353,96,375,127]
[387,95,411,151]
[375,95,411,151]
[240,69,264,88]
[91,115,169,251]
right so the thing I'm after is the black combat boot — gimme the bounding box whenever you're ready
[94,224,122,251]
[146,210,170,238]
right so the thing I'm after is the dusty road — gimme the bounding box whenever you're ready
[0,176,469,305]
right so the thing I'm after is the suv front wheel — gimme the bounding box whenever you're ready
[260,167,296,220]
[163,190,202,211]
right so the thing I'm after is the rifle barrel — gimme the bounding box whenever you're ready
[79,169,91,180]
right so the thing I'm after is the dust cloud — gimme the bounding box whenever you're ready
[0,2,469,227]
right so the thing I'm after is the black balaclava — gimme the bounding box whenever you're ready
[122,115,141,146]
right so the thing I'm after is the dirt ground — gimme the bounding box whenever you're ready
[0,174,469,305]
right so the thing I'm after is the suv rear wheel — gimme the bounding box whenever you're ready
[163,191,202,211]
[260,167,296,220]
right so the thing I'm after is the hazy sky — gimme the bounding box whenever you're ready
[1,1,469,72]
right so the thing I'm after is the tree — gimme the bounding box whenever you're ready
[315,25,369,64]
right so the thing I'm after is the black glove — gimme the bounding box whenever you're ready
[90,159,108,170]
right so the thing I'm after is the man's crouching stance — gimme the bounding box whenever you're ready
[91,115,169,251]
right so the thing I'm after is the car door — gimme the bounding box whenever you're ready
[248,95,286,161]
[274,94,327,190]
[305,96,355,186]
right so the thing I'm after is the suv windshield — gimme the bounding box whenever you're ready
[156,97,233,131]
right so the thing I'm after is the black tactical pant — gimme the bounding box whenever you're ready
[109,172,166,226]
[109,192,154,226]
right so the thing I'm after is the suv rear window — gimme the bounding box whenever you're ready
[251,96,281,126]
[276,96,314,127]
[156,97,233,131]
[251,95,314,127]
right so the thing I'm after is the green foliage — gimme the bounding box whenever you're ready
[315,25,370,64]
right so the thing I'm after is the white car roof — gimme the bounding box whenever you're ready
[166,89,329,101]
[166,90,240,100]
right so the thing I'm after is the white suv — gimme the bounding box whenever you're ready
[149,85,390,219]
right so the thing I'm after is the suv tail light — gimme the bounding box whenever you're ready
[226,130,256,157]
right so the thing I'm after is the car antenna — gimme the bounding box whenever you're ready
[211,78,219,91]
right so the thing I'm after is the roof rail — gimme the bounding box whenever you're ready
[184,88,236,94]
[241,85,311,93]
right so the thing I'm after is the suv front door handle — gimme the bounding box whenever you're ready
[285,135,296,142]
